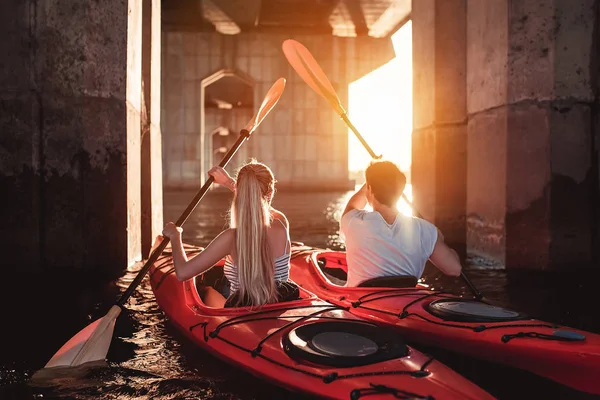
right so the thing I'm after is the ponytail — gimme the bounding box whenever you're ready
[229,161,277,307]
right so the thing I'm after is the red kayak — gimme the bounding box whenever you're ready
[149,242,494,400]
[289,245,600,396]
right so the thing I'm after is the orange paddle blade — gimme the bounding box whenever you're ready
[282,39,346,116]
[244,77,286,134]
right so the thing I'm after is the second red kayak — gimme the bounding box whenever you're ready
[289,245,600,396]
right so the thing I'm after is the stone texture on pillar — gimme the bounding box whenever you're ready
[466,0,509,265]
[412,0,467,257]
[161,31,395,190]
[466,0,599,269]
[0,0,39,270]
[0,0,144,274]
[141,0,164,258]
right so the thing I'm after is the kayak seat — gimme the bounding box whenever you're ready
[317,257,348,286]
[224,281,301,308]
[322,266,347,286]
[195,265,302,308]
[317,256,418,288]
[357,276,418,288]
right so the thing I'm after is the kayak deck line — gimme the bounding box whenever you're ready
[187,305,437,384]
[288,246,600,395]
[350,383,435,400]
[309,254,582,342]
[152,258,437,383]
[349,291,563,339]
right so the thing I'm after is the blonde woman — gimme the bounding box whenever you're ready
[161,160,295,308]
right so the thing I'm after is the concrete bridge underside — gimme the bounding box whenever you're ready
[161,31,396,190]
[1,0,598,274]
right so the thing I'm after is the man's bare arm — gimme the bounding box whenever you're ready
[428,232,462,277]
[342,184,368,217]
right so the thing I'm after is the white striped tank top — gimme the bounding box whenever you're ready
[223,219,291,294]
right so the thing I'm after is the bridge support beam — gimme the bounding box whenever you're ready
[0,0,163,275]
[465,0,599,269]
[412,0,468,259]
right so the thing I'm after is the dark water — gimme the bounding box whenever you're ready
[2,189,600,400]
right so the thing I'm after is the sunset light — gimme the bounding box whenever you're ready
[348,21,412,174]
[347,21,413,216]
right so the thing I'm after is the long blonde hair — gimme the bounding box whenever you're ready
[229,160,278,307]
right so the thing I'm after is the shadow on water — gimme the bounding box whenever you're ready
[1,189,599,399]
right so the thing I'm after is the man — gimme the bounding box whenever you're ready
[340,160,462,287]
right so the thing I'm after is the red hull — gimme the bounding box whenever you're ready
[149,243,494,400]
[289,247,600,395]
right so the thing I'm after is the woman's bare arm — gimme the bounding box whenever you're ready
[163,223,234,281]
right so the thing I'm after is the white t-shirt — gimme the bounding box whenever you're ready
[340,209,438,287]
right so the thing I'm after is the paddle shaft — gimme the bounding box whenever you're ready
[118,129,250,306]
[341,113,378,159]
[340,114,483,300]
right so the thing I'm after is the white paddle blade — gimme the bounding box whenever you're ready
[282,39,346,116]
[44,305,122,368]
[244,77,286,134]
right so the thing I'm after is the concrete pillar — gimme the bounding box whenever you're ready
[0,0,144,275]
[0,0,41,270]
[141,0,164,258]
[467,0,599,269]
[412,0,468,257]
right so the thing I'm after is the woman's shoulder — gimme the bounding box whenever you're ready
[218,228,236,241]
[270,208,289,230]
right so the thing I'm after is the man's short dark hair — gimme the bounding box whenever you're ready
[365,160,406,207]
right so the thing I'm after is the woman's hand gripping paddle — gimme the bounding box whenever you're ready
[282,39,486,303]
[35,78,287,374]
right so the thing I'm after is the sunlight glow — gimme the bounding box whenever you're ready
[397,184,413,217]
[347,21,412,177]
[346,183,413,217]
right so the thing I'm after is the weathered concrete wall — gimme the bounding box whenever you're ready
[141,0,163,258]
[412,0,468,257]
[0,0,158,274]
[0,0,40,270]
[161,31,395,190]
[596,0,600,264]
[466,0,509,264]
[466,0,599,269]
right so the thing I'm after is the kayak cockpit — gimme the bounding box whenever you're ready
[194,261,315,309]
[312,251,421,289]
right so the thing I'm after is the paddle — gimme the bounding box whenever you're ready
[282,39,485,302]
[36,77,287,372]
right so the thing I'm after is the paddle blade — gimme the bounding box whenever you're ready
[282,39,346,115]
[42,305,121,368]
[244,77,286,134]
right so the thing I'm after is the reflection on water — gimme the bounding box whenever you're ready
[2,188,599,400]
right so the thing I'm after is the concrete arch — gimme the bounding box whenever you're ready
[199,68,255,184]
